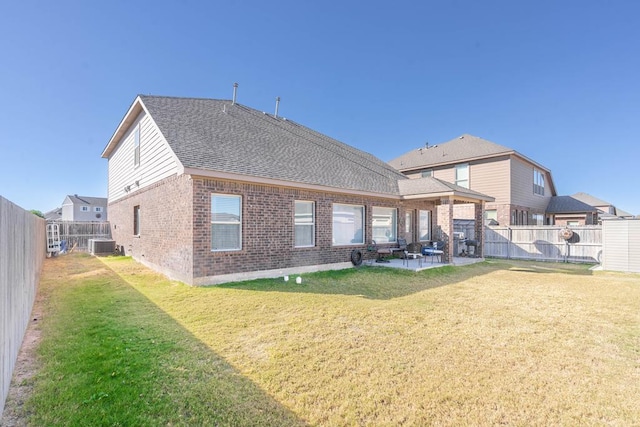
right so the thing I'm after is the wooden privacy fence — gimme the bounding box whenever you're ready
[1,196,45,417]
[47,221,111,251]
[485,225,602,263]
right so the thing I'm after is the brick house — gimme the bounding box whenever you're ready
[388,134,557,226]
[101,95,493,285]
[545,195,598,226]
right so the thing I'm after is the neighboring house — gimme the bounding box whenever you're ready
[44,207,62,221]
[388,134,557,226]
[101,95,493,285]
[571,192,634,221]
[61,195,108,221]
[545,196,598,226]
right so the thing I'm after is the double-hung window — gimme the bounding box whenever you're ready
[133,124,140,167]
[372,207,397,243]
[294,201,315,247]
[211,194,242,251]
[455,164,469,188]
[534,169,545,195]
[419,210,431,242]
[421,169,433,178]
[332,204,364,245]
[81,206,89,212]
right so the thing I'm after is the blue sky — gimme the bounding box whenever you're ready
[1,1,639,215]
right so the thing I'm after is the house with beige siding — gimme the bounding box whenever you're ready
[101,95,493,285]
[388,134,556,226]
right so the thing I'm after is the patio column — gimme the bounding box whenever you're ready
[436,196,454,263]
[474,201,485,258]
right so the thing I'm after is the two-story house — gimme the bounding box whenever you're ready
[60,195,108,221]
[101,95,493,285]
[388,134,557,226]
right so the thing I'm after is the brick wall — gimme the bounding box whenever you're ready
[109,174,448,284]
[192,178,413,281]
[108,174,194,283]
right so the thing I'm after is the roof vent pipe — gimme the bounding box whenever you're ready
[275,96,280,118]
[232,82,238,105]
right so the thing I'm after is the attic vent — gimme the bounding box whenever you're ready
[459,136,464,139]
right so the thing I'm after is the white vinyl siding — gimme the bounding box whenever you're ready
[294,201,315,248]
[332,204,364,246]
[106,110,179,202]
[372,207,397,243]
[211,194,242,251]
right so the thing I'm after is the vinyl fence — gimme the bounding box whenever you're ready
[484,225,602,263]
[47,220,111,251]
[1,196,45,417]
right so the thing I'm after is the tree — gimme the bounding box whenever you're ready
[30,209,44,218]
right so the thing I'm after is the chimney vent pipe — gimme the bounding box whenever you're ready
[232,82,238,105]
[275,97,280,118]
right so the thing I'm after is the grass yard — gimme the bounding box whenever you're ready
[17,253,640,425]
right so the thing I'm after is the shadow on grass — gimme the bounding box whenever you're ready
[28,254,307,427]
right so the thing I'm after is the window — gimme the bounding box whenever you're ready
[421,169,433,178]
[419,210,431,241]
[455,164,469,188]
[485,209,497,224]
[405,211,412,233]
[133,205,141,236]
[332,204,364,245]
[81,206,89,212]
[534,169,545,195]
[211,194,242,251]
[294,201,315,247]
[372,207,397,243]
[567,221,579,227]
[94,207,103,212]
[134,124,140,167]
[533,213,544,226]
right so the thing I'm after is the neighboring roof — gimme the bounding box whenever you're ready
[104,96,407,196]
[388,133,557,196]
[65,195,108,206]
[389,134,514,171]
[398,177,494,202]
[44,207,62,221]
[571,192,611,208]
[546,196,597,214]
[571,192,633,217]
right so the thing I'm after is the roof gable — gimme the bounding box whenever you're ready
[131,96,407,196]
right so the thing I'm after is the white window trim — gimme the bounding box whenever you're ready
[133,205,141,236]
[534,169,545,196]
[332,203,365,246]
[81,206,89,212]
[455,163,469,188]
[372,206,397,243]
[294,200,315,248]
[211,194,242,252]
[419,210,431,242]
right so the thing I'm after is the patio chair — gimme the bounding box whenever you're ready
[390,238,408,260]
[404,242,423,267]
[422,240,445,263]
[369,240,392,263]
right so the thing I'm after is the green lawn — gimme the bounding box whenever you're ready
[22,253,640,425]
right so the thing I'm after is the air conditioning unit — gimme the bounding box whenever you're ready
[88,239,116,255]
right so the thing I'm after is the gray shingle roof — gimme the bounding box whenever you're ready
[67,195,107,206]
[398,177,494,201]
[388,134,515,171]
[139,96,406,195]
[570,192,610,207]
[546,196,597,214]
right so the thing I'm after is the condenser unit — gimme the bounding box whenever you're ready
[88,239,116,256]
